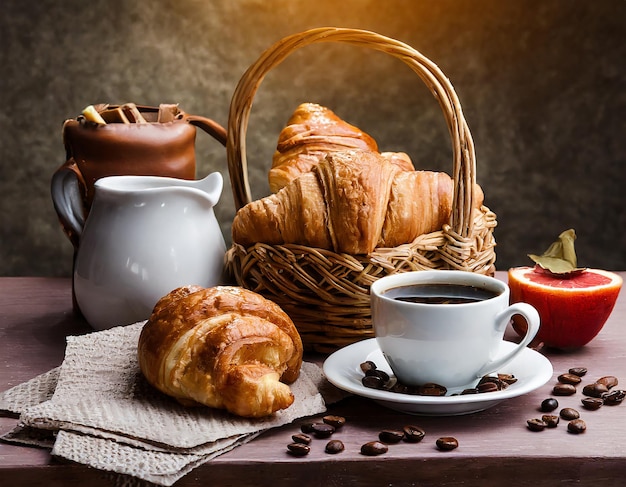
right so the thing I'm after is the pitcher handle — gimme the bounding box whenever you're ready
[50,159,86,250]
[187,115,227,147]
[476,302,541,378]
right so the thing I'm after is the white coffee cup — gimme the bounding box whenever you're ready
[370,270,540,392]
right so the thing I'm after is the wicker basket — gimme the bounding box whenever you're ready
[225,27,497,353]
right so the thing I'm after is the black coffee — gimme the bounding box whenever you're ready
[384,283,500,304]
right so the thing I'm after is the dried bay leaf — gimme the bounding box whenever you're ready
[528,229,586,275]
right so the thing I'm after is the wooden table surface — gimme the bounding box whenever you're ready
[1,274,626,486]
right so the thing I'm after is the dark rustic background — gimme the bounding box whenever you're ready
[2,0,625,276]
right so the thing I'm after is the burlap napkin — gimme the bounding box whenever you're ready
[0,322,339,486]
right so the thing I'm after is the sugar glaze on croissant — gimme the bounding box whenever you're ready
[137,285,304,418]
[232,150,484,255]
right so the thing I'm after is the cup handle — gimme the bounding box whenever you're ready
[50,159,87,250]
[476,302,541,378]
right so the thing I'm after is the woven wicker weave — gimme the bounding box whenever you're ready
[225,27,497,352]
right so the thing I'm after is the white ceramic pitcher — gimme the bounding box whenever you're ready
[56,172,227,330]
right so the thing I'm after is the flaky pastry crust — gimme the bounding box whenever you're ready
[137,285,303,418]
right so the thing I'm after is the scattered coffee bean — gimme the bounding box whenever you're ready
[360,360,377,373]
[527,419,547,432]
[559,408,580,420]
[582,383,609,398]
[287,442,310,456]
[325,439,345,454]
[540,398,559,412]
[402,425,426,443]
[291,433,311,445]
[558,373,582,385]
[379,429,405,444]
[388,382,411,394]
[568,367,588,377]
[477,381,499,393]
[460,388,479,395]
[541,415,560,428]
[300,422,315,434]
[553,384,577,396]
[323,415,346,429]
[436,437,459,451]
[418,383,447,396]
[581,397,603,411]
[361,441,388,456]
[567,419,586,434]
[497,373,518,385]
[603,389,625,406]
[359,361,513,397]
[362,375,386,389]
[597,376,619,389]
[365,368,390,383]
[311,422,335,438]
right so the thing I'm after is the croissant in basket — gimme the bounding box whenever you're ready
[232,149,484,255]
[137,285,303,418]
[269,102,415,192]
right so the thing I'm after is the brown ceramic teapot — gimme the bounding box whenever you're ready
[51,103,227,249]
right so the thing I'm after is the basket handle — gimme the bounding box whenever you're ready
[226,27,477,238]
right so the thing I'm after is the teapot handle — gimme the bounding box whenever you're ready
[186,115,227,147]
[50,159,86,250]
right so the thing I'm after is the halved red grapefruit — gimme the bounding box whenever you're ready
[508,266,622,349]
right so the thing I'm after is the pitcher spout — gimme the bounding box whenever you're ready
[196,172,224,207]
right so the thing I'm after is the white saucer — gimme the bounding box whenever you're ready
[323,339,553,416]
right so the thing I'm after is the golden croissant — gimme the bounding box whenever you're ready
[269,103,414,192]
[232,150,484,255]
[137,285,303,418]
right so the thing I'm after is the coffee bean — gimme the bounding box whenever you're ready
[287,442,310,456]
[527,419,547,432]
[325,439,345,454]
[361,441,388,456]
[582,383,609,398]
[300,422,315,434]
[379,429,405,444]
[558,373,582,385]
[476,374,504,392]
[402,425,426,443]
[567,419,587,434]
[311,422,335,438]
[404,385,425,395]
[477,381,499,393]
[540,398,559,412]
[460,388,479,395]
[597,376,619,389]
[603,389,625,405]
[291,433,311,445]
[553,384,577,396]
[568,367,588,377]
[362,375,385,389]
[541,415,560,428]
[497,373,518,385]
[419,383,447,396]
[581,397,604,411]
[360,361,377,373]
[559,408,580,420]
[436,437,459,451]
[323,415,346,429]
[365,368,390,383]
[389,382,411,394]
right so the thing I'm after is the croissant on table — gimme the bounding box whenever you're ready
[137,285,303,418]
[269,103,415,192]
[232,149,484,255]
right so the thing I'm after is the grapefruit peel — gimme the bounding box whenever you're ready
[509,229,622,349]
